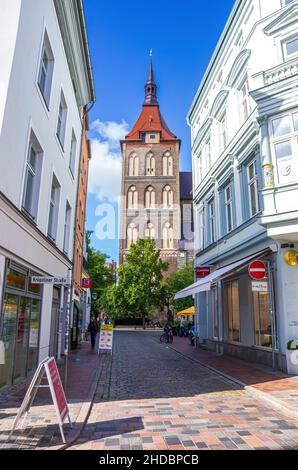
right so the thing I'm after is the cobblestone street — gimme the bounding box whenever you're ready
[70,331,298,451]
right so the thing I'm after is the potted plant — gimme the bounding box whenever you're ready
[286,340,298,375]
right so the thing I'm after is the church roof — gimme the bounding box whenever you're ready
[124,53,178,142]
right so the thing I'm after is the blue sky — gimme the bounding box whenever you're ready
[84,0,235,263]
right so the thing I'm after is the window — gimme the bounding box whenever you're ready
[128,153,139,176]
[145,222,155,240]
[63,201,71,255]
[239,77,250,122]
[205,138,211,172]
[163,185,174,209]
[208,198,215,244]
[145,186,155,209]
[22,131,43,221]
[56,92,67,149]
[127,186,138,209]
[197,150,203,183]
[37,30,54,107]
[224,184,233,233]
[48,174,60,241]
[247,160,259,216]
[198,206,205,250]
[253,290,272,348]
[127,223,138,249]
[163,222,174,249]
[270,111,298,184]
[283,35,298,59]
[219,112,228,152]
[69,131,77,177]
[284,0,294,4]
[146,153,155,176]
[163,153,173,176]
[226,280,240,342]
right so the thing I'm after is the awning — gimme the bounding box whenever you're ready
[174,249,271,300]
[177,306,195,316]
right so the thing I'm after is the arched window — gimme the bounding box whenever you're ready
[145,153,155,176]
[145,222,155,240]
[163,222,174,249]
[127,186,138,209]
[127,223,138,249]
[163,152,173,176]
[163,185,174,209]
[145,186,155,209]
[128,153,139,176]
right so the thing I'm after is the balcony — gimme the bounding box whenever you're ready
[253,57,298,88]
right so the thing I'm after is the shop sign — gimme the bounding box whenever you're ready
[195,267,211,279]
[248,260,266,280]
[31,276,68,285]
[251,281,268,292]
[8,357,71,444]
[82,278,92,289]
[98,325,114,353]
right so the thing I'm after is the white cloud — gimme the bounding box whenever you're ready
[88,118,130,202]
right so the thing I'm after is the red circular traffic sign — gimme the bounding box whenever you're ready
[248,260,266,280]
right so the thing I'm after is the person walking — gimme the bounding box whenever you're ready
[179,316,185,337]
[88,316,99,350]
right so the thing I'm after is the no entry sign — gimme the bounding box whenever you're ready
[248,260,266,280]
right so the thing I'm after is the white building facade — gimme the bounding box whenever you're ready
[186,0,298,372]
[0,0,94,388]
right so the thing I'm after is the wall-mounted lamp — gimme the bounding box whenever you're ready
[284,250,298,267]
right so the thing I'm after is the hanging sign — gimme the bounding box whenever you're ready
[8,357,71,444]
[82,278,92,289]
[251,281,268,292]
[248,260,266,280]
[98,325,114,353]
[195,267,211,279]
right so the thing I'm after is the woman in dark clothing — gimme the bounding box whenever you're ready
[88,316,99,349]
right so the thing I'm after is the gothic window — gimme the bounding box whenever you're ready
[145,186,155,209]
[127,186,138,209]
[163,185,174,209]
[163,152,173,176]
[128,153,139,176]
[145,222,155,240]
[146,153,155,176]
[163,222,174,249]
[127,223,138,249]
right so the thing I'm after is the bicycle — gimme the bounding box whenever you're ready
[160,328,173,344]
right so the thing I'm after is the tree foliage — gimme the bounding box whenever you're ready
[102,239,168,325]
[164,263,194,312]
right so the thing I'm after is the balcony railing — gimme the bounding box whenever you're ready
[253,57,298,88]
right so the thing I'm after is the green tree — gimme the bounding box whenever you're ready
[103,239,168,327]
[86,231,115,315]
[164,263,194,313]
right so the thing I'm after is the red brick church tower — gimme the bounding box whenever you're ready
[119,54,182,275]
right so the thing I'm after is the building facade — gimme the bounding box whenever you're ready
[119,58,183,276]
[182,0,298,372]
[0,0,94,388]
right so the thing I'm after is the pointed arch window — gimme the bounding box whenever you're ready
[146,153,155,176]
[128,153,139,176]
[163,185,174,209]
[145,222,156,240]
[145,186,155,209]
[127,185,138,209]
[127,223,138,249]
[163,222,174,249]
[163,152,173,176]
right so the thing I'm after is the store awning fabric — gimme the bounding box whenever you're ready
[177,306,195,316]
[174,250,271,300]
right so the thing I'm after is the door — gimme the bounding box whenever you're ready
[13,296,30,381]
[0,294,18,387]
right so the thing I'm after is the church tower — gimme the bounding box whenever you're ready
[119,55,181,275]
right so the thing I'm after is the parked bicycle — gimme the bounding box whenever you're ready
[160,326,173,344]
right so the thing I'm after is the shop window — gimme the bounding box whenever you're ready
[226,280,240,343]
[253,291,272,348]
[6,267,26,291]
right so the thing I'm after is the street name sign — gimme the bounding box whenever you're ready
[8,357,71,443]
[251,281,268,292]
[31,276,68,285]
[98,325,114,353]
[248,260,266,280]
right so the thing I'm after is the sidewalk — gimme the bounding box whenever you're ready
[0,339,112,450]
[169,337,298,418]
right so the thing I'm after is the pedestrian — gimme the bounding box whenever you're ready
[88,316,99,349]
[179,316,185,337]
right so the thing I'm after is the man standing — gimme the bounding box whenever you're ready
[179,316,185,337]
[88,316,99,349]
